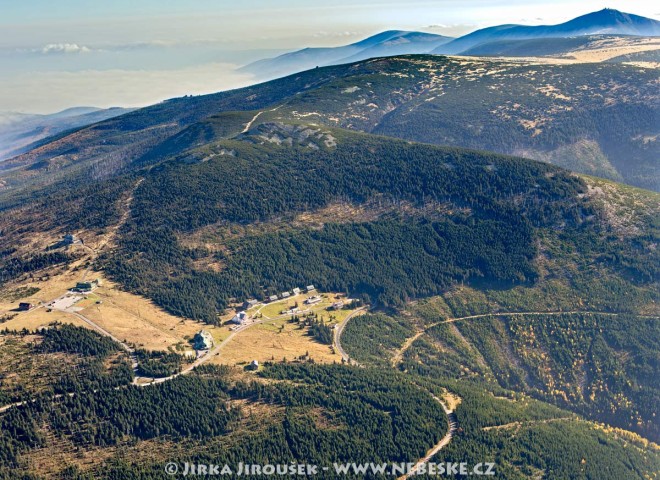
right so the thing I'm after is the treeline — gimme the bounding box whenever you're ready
[0,251,72,285]
[365,59,659,190]
[37,323,120,358]
[1,326,134,403]
[306,316,333,345]
[135,349,185,378]
[129,132,589,230]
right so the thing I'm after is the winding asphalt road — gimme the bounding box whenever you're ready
[391,310,660,368]
[333,306,460,475]
[333,307,367,364]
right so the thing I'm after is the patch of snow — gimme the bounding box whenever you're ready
[342,86,361,94]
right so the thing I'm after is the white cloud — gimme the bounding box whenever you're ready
[40,43,92,54]
[0,63,256,113]
[312,31,361,40]
[423,24,477,37]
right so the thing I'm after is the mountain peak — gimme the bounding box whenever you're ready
[433,8,660,54]
[560,8,660,35]
[241,29,453,79]
[571,7,636,22]
[595,7,626,15]
[350,30,449,48]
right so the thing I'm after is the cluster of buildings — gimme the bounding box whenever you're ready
[267,285,315,303]
[229,286,321,326]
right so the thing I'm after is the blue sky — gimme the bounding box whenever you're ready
[1,0,657,113]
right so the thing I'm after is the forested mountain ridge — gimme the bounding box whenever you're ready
[94,123,596,321]
[3,118,655,325]
[1,55,657,197]
[256,56,659,190]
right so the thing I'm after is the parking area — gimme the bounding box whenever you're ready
[49,295,83,311]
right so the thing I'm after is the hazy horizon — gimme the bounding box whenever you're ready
[2,0,658,114]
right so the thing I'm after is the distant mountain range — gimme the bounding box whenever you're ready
[0,106,133,162]
[243,9,660,79]
[240,30,453,79]
[4,9,656,165]
[434,8,660,54]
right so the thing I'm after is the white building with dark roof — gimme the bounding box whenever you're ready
[305,295,322,305]
[231,311,249,325]
[193,330,214,350]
